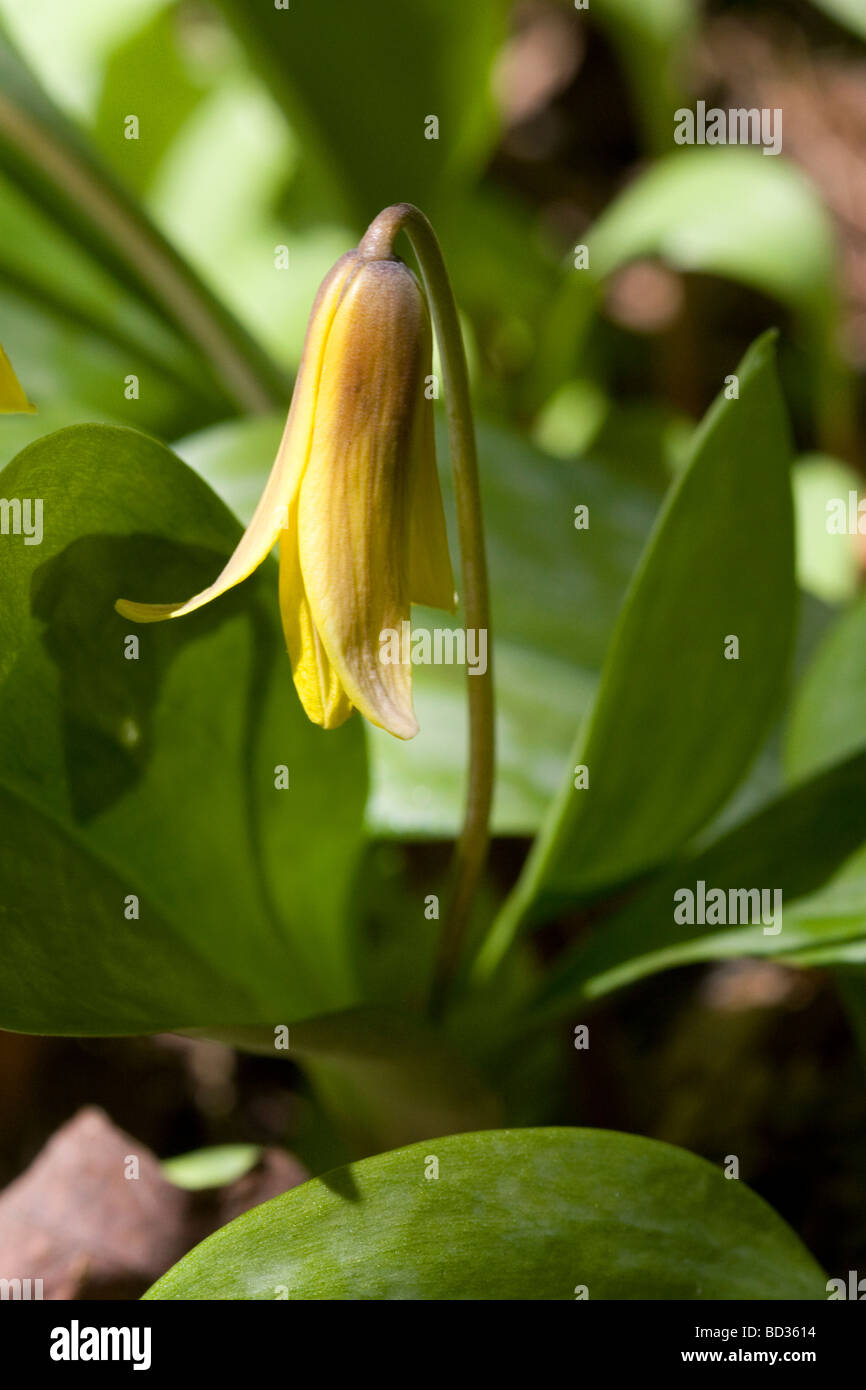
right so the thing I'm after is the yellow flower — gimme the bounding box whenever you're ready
[116,248,456,739]
[0,341,34,414]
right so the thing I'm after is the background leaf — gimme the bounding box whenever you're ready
[781,585,866,1055]
[533,749,866,1015]
[785,591,866,783]
[0,22,287,413]
[793,454,861,604]
[162,1144,262,1191]
[93,5,206,197]
[536,148,841,417]
[589,150,836,324]
[480,331,796,972]
[807,0,866,41]
[214,0,506,226]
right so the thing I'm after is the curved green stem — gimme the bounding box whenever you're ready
[359,204,495,1016]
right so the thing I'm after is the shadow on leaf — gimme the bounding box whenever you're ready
[31,533,258,821]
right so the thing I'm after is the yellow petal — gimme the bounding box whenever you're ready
[116,251,361,625]
[0,342,34,414]
[298,258,426,740]
[407,307,456,612]
[278,509,353,729]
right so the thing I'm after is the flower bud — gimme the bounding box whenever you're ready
[117,247,455,740]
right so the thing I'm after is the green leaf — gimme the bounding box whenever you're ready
[162,1144,262,1191]
[214,0,505,224]
[588,147,851,468]
[535,149,839,406]
[0,23,287,413]
[533,748,866,1015]
[0,167,223,431]
[93,6,206,197]
[793,454,861,604]
[480,332,796,971]
[807,0,866,41]
[781,591,866,1009]
[144,1127,825,1300]
[175,411,663,836]
[0,423,366,1034]
[785,591,866,783]
[590,149,837,325]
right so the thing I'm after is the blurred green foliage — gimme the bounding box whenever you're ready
[1,0,866,1296]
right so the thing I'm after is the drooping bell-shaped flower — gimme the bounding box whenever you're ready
[116,247,455,739]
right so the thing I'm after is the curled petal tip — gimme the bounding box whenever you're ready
[115,598,183,623]
[373,707,419,741]
[395,715,420,741]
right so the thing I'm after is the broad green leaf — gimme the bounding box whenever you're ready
[214,0,505,225]
[533,748,866,1015]
[0,404,135,475]
[479,332,796,972]
[175,412,662,835]
[785,591,866,783]
[144,1127,825,1300]
[162,1144,262,1191]
[0,23,287,413]
[0,424,366,1034]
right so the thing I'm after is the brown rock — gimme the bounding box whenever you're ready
[0,1106,308,1300]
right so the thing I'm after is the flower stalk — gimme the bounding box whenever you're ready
[359,204,494,1015]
